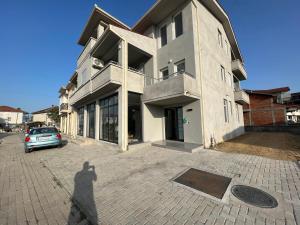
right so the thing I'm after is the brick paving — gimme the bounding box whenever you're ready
[0,134,299,225]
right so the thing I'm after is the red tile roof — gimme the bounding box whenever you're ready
[252,87,290,94]
[0,106,23,113]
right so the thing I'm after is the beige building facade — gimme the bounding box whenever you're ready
[59,0,249,151]
[32,106,58,127]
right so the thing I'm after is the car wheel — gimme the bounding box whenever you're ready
[25,148,31,153]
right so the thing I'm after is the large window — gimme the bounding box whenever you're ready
[78,107,84,136]
[87,103,96,139]
[174,12,183,38]
[100,95,118,143]
[160,25,167,47]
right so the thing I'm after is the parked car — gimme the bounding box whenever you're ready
[4,126,12,132]
[24,127,62,153]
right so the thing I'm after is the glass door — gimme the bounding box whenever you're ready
[99,95,118,143]
[87,103,96,138]
[165,107,184,142]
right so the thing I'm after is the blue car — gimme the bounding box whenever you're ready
[24,127,62,153]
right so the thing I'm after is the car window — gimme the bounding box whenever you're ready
[30,128,58,135]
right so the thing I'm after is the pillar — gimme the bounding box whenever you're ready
[95,101,100,140]
[83,105,88,138]
[118,40,128,151]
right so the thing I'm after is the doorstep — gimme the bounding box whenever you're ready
[152,140,203,153]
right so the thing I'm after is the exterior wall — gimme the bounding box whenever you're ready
[0,112,23,125]
[193,1,244,147]
[32,113,56,126]
[243,94,286,126]
[155,2,196,79]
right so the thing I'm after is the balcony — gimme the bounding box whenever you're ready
[234,89,250,105]
[77,37,96,67]
[60,103,69,113]
[232,59,247,81]
[143,72,200,106]
[91,62,123,95]
[69,80,91,106]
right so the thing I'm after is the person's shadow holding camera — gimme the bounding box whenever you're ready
[68,161,98,225]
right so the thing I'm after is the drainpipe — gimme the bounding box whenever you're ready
[192,0,206,147]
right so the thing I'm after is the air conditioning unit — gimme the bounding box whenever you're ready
[92,58,104,69]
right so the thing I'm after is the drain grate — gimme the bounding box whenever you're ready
[173,168,232,199]
[231,185,278,208]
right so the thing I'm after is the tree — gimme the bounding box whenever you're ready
[47,106,60,125]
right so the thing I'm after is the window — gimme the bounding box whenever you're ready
[224,99,229,123]
[160,25,167,47]
[220,65,225,81]
[218,29,223,48]
[175,60,185,73]
[225,40,229,54]
[77,107,84,136]
[228,73,233,87]
[161,68,169,80]
[236,103,240,122]
[87,103,96,139]
[229,101,233,115]
[7,117,11,121]
[100,95,118,143]
[174,12,183,38]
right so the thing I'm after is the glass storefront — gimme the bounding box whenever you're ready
[99,94,118,143]
[77,107,84,136]
[87,103,96,138]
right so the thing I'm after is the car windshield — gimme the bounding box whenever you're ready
[29,128,58,135]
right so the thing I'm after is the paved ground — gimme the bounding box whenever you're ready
[0,133,299,225]
[217,132,300,161]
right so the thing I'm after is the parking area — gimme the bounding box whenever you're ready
[216,132,300,161]
[0,133,299,225]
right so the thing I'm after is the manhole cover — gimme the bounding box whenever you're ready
[231,185,278,208]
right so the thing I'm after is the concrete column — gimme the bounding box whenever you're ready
[95,101,100,140]
[60,117,63,132]
[118,40,128,151]
[66,113,70,134]
[97,23,105,38]
[83,105,88,138]
[73,110,78,138]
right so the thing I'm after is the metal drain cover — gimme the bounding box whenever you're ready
[231,185,278,208]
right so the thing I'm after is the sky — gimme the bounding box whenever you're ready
[0,0,299,112]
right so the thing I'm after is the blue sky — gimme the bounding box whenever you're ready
[0,0,299,112]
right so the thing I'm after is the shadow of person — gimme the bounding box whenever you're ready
[68,162,98,225]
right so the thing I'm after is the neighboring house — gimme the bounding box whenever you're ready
[286,107,300,124]
[59,0,249,150]
[289,92,300,105]
[243,88,290,126]
[0,106,24,126]
[32,106,59,127]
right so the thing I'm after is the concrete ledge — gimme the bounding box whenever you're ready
[152,140,203,153]
[245,125,300,134]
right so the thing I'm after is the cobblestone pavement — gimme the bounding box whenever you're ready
[0,134,299,225]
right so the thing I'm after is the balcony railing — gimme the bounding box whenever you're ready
[146,71,194,86]
[143,71,200,104]
[77,37,96,68]
[60,103,68,111]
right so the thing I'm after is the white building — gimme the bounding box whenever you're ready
[0,106,24,126]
